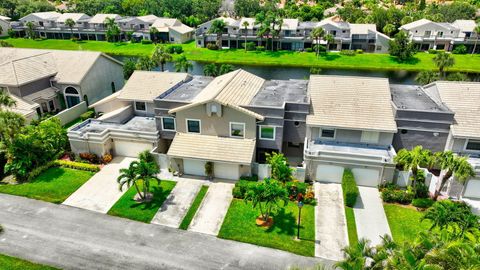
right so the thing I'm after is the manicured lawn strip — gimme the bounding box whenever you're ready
[345,206,358,246]
[179,185,209,230]
[0,167,94,204]
[384,203,432,243]
[4,38,480,73]
[218,199,315,257]
[107,180,176,223]
[0,254,59,270]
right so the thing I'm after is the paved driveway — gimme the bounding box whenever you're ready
[63,157,136,214]
[354,186,392,246]
[314,183,349,260]
[151,178,207,228]
[189,182,234,235]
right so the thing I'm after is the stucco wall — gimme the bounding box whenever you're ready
[52,101,87,126]
[393,129,449,152]
[310,127,394,147]
[8,77,51,97]
[0,19,10,37]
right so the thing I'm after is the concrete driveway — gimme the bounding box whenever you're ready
[354,186,392,246]
[63,157,136,214]
[188,182,234,235]
[314,183,349,261]
[151,178,207,228]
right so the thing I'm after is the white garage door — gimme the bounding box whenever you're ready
[114,140,153,157]
[184,159,206,177]
[464,179,480,199]
[214,162,240,180]
[316,165,344,183]
[352,168,380,187]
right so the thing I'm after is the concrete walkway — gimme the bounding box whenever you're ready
[354,186,392,246]
[151,178,206,228]
[314,183,349,261]
[188,182,234,235]
[63,157,135,214]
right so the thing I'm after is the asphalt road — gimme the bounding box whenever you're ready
[0,194,331,270]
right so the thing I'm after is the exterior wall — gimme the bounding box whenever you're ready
[52,101,87,126]
[69,138,113,157]
[7,77,51,97]
[0,19,10,37]
[405,23,460,40]
[309,127,394,147]
[133,102,155,116]
[393,130,449,152]
[93,99,130,115]
[375,34,390,53]
[99,106,133,123]
[170,30,193,43]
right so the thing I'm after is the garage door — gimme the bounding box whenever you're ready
[352,168,380,187]
[184,159,206,177]
[114,140,153,157]
[463,179,480,199]
[214,162,240,180]
[316,165,344,183]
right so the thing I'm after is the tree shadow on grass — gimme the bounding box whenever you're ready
[31,167,66,183]
[389,56,420,65]
[265,208,296,235]
[322,53,340,61]
[129,185,169,211]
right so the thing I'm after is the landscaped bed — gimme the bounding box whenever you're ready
[218,199,315,257]
[0,254,59,270]
[107,180,176,223]
[384,203,432,243]
[179,185,209,230]
[0,167,94,204]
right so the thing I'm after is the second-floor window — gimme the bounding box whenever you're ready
[259,126,275,140]
[187,119,201,133]
[437,31,443,37]
[135,101,146,111]
[466,140,480,151]
[162,117,176,131]
[361,131,380,144]
[230,122,245,138]
[320,128,335,139]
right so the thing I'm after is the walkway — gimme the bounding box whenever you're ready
[0,194,326,270]
[63,156,135,213]
[151,178,206,228]
[314,183,349,261]
[354,186,392,246]
[188,182,234,235]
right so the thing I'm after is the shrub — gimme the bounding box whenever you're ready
[428,49,444,54]
[232,180,256,199]
[26,161,55,182]
[340,50,356,56]
[305,48,313,53]
[79,152,100,164]
[8,29,15,38]
[355,49,364,54]
[412,198,434,209]
[381,186,414,204]
[101,153,113,164]
[141,39,153,44]
[452,45,467,54]
[286,181,307,200]
[0,41,13,47]
[256,46,265,51]
[206,43,219,50]
[232,186,244,198]
[240,175,258,182]
[173,45,183,54]
[342,169,359,207]
[71,37,80,42]
[80,110,95,121]
[54,160,100,172]
[413,181,429,198]
[243,42,256,51]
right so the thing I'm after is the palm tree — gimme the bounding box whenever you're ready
[149,27,159,44]
[203,63,218,76]
[25,21,35,39]
[134,159,160,202]
[65,18,76,39]
[208,19,226,48]
[433,151,475,200]
[415,70,439,85]
[433,51,455,78]
[472,24,480,55]
[324,34,334,51]
[394,146,432,187]
[152,45,172,72]
[244,178,288,222]
[0,88,16,109]
[174,55,192,72]
[135,56,155,71]
[118,162,143,199]
[105,17,120,42]
[255,12,266,47]
[219,64,234,75]
[242,21,249,52]
[310,27,325,57]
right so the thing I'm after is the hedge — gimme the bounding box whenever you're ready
[342,169,359,207]
[412,198,434,209]
[54,160,100,172]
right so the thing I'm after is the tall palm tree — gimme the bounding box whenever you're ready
[394,146,432,188]
[255,12,267,47]
[0,88,16,109]
[472,24,480,55]
[174,55,193,72]
[118,162,143,199]
[242,21,249,52]
[208,19,226,48]
[433,52,455,78]
[152,45,172,72]
[310,27,325,57]
[104,17,120,42]
[64,18,76,39]
[25,21,35,39]
[433,151,475,200]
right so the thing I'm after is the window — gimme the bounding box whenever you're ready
[466,140,480,151]
[162,117,176,131]
[259,126,275,140]
[424,31,431,37]
[330,30,337,36]
[361,131,380,144]
[437,31,443,37]
[230,122,245,138]
[135,101,146,111]
[376,46,382,51]
[211,104,218,113]
[48,100,55,111]
[320,128,335,139]
[41,102,48,113]
[111,82,116,93]
[186,119,201,133]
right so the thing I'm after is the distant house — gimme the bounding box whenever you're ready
[0,15,11,37]
[0,48,124,122]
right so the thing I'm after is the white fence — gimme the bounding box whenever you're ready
[51,102,88,126]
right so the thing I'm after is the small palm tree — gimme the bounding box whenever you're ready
[242,21,249,52]
[152,45,172,72]
[310,27,325,57]
[394,146,432,187]
[135,160,160,202]
[208,19,226,48]
[433,51,455,78]
[203,63,218,76]
[0,88,16,109]
[174,55,192,72]
[433,151,475,200]
[244,178,288,222]
[65,18,76,39]
[219,64,234,75]
[135,56,156,71]
[415,70,439,85]
[472,24,480,55]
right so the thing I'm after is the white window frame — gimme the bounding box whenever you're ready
[464,139,480,152]
[259,125,276,141]
[230,122,245,138]
[186,118,201,134]
[161,117,176,131]
[361,131,380,144]
[134,101,147,112]
[319,128,336,139]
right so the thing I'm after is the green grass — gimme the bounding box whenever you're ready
[384,203,432,243]
[179,185,209,230]
[4,38,480,73]
[218,199,315,257]
[107,180,176,223]
[345,206,359,246]
[0,254,59,270]
[0,167,94,204]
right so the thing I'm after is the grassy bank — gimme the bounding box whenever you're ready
[4,38,480,73]
[0,254,59,270]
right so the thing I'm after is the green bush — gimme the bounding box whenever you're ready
[355,49,364,54]
[381,186,414,204]
[173,45,183,54]
[232,186,244,198]
[305,48,313,53]
[452,45,467,54]
[342,169,359,207]
[0,41,13,47]
[232,180,256,199]
[340,50,356,56]
[243,42,256,51]
[286,181,307,200]
[54,160,100,172]
[240,175,258,182]
[80,110,95,121]
[206,43,219,50]
[412,198,434,209]
[256,46,265,51]
[428,49,444,54]
[141,39,153,44]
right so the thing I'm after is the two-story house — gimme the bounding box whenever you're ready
[0,15,11,37]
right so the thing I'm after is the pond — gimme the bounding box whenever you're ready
[112,55,480,85]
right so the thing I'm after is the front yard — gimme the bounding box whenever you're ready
[107,180,176,223]
[0,254,59,270]
[384,203,432,243]
[0,167,94,204]
[218,199,315,257]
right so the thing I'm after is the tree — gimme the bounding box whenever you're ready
[382,23,396,37]
[123,58,136,79]
[242,20,249,52]
[25,21,35,39]
[394,146,432,188]
[149,27,159,43]
[244,178,288,222]
[174,55,192,72]
[446,72,469,82]
[324,34,334,51]
[105,17,120,42]
[152,45,172,72]
[310,27,325,57]
[65,18,76,39]
[433,151,475,200]
[415,70,439,85]
[234,0,262,17]
[135,56,156,71]
[208,19,226,48]
[0,25,3,36]
[433,51,455,78]
[219,64,234,75]
[0,88,16,109]
[472,25,480,55]
[265,152,293,183]
[389,31,417,62]
[203,63,218,77]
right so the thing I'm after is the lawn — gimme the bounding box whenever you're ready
[0,254,58,270]
[345,206,359,246]
[107,180,176,223]
[4,38,480,73]
[0,167,94,204]
[218,199,315,257]
[384,203,432,243]
[179,185,208,230]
